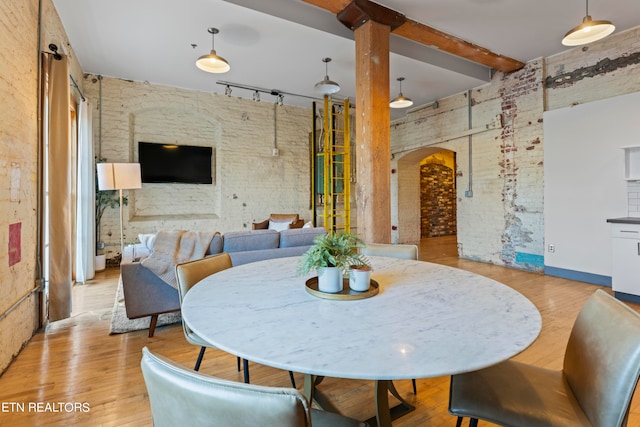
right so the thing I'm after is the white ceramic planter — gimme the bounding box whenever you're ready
[318,267,343,293]
[349,266,371,292]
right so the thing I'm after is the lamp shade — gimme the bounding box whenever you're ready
[97,163,142,191]
[562,15,615,46]
[195,50,231,73]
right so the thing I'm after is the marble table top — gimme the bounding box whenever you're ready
[181,256,541,381]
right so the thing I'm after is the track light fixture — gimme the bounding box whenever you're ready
[562,0,615,46]
[314,58,340,95]
[390,77,413,109]
[196,27,230,73]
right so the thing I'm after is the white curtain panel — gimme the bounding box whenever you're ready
[75,101,95,283]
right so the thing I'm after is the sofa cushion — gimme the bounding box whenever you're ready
[279,227,327,248]
[229,245,312,266]
[206,233,224,255]
[222,229,280,253]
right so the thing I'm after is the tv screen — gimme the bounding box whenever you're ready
[138,142,212,184]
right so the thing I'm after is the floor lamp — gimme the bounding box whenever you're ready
[96,163,142,255]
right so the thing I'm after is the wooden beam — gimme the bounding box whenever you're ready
[302,0,525,72]
[394,19,524,72]
[337,0,405,31]
[355,19,391,243]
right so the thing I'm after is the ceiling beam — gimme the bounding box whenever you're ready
[222,0,491,81]
[302,0,525,73]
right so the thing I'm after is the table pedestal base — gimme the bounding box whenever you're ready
[303,375,415,427]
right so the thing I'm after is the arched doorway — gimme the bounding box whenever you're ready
[396,147,458,258]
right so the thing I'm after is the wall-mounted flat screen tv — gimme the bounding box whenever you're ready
[138,141,213,184]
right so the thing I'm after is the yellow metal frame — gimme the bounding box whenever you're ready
[316,96,351,234]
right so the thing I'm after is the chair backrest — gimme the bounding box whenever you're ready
[563,289,640,427]
[360,242,418,260]
[175,253,232,303]
[140,347,312,427]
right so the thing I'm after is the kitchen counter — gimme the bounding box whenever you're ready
[607,217,640,224]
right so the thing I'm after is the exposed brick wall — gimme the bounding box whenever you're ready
[420,161,456,237]
[84,76,313,258]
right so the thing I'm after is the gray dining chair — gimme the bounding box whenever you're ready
[141,347,368,427]
[449,289,640,427]
[360,242,418,260]
[175,254,296,387]
[361,242,419,395]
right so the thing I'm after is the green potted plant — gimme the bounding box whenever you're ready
[297,231,370,293]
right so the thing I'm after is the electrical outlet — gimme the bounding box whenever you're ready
[548,244,555,253]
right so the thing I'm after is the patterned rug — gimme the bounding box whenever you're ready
[109,275,182,334]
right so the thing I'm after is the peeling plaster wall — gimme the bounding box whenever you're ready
[391,26,640,272]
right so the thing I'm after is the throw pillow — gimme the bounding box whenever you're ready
[138,233,157,250]
[268,220,292,232]
[302,221,313,228]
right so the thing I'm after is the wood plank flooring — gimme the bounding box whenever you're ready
[1,235,639,426]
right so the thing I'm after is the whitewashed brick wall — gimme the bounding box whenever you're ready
[392,26,640,271]
[84,76,313,255]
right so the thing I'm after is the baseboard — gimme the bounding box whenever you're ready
[544,266,612,287]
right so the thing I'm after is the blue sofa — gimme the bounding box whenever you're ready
[120,227,326,336]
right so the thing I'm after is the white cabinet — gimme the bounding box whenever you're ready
[611,222,640,296]
[623,146,640,181]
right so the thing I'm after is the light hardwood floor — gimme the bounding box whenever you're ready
[1,236,639,426]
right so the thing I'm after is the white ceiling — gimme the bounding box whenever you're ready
[52,0,639,120]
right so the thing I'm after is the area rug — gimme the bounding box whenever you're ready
[109,275,182,334]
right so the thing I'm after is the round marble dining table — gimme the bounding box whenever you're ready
[181,256,541,426]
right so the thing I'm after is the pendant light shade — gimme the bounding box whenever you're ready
[390,77,413,109]
[314,58,340,95]
[562,0,615,46]
[196,27,230,73]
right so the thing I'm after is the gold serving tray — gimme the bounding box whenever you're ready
[305,277,379,300]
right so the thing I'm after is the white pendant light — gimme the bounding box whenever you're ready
[196,27,230,73]
[562,0,615,46]
[314,58,340,95]
[390,77,413,109]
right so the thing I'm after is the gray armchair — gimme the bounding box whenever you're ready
[140,347,368,427]
[449,289,640,427]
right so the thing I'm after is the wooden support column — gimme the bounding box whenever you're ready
[354,19,391,244]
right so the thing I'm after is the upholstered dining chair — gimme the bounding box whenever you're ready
[361,242,419,395]
[360,242,419,261]
[449,289,640,427]
[175,253,243,373]
[141,347,368,427]
[175,254,296,387]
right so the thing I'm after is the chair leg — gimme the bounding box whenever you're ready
[469,418,478,427]
[412,378,417,394]
[289,371,296,388]
[455,417,463,427]
[243,359,250,384]
[194,346,206,371]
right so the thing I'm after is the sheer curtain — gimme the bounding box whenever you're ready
[43,53,72,321]
[75,101,95,283]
